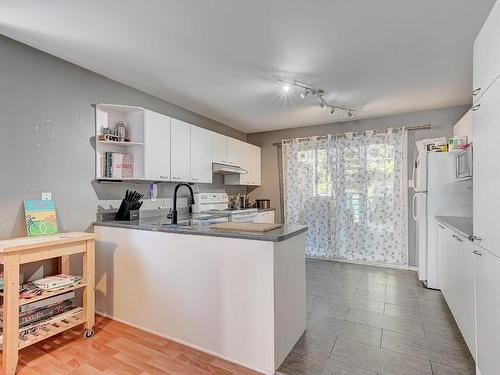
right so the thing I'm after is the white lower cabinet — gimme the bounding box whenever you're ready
[439,226,475,358]
[476,248,500,375]
[439,222,500,373]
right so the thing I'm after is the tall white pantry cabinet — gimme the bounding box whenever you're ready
[471,1,500,374]
[95,104,261,185]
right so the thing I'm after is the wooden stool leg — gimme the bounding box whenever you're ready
[83,240,95,334]
[3,254,20,375]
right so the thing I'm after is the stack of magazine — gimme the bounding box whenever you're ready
[0,274,84,338]
[0,291,82,337]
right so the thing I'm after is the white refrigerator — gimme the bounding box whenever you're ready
[412,151,472,289]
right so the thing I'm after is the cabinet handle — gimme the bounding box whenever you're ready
[172,176,180,180]
[471,235,482,242]
[471,104,481,111]
[452,234,464,242]
[472,249,483,256]
[472,88,481,96]
[192,177,199,181]
[159,175,169,179]
[438,224,445,229]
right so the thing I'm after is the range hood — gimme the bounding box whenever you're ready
[212,162,248,175]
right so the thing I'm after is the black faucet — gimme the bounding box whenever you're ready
[170,183,194,224]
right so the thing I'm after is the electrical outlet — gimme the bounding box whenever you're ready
[41,192,52,201]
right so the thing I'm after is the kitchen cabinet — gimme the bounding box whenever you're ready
[476,247,500,375]
[144,110,171,181]
[247,144,261,186]
[170,118,191,182]
[439,225,476,358]
[228,137,245,166]
[190,125,213,183]
[457,239,477,359]
[436,223,447,290]
[254,210,275,224]
[212,132,229,164]
[473,0,500,102]
[225,143,262,186]
[472,78,500,257]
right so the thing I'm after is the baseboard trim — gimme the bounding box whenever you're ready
[306,256,416,271]
[95,311,271,375]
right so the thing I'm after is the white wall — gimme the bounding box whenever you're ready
[0,35,247,240]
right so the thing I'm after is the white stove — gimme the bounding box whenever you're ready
[193,193,258,222]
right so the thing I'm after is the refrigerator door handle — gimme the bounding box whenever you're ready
[412,193,418,221]
[412,162,417,192]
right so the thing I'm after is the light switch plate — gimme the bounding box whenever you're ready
[41,192,52,201]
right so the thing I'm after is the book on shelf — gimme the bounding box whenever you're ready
[0,306,83,343]
[21,291,76,313]
[18,306,83,337]
[0,291,76,317]
[102,152,134,178]
[0,300,73,328]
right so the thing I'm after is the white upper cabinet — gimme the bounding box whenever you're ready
[473,79,500,256]
[170,118,191,182]
[190,125,213,183]
[250,144,261,186]
[225,142,261,186]
[228,137,245,166]
[476,248,500,375]
[473,0,500,101]
[144,110,171,181]
[212,132,229,164]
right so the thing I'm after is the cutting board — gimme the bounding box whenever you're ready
[209,222,282,232]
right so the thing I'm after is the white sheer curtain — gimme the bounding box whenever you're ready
[283,129,408,266]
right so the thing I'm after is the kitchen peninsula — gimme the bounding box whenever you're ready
[93,220,307,375]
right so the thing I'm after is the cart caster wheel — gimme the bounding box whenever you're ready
[83,329,95,340]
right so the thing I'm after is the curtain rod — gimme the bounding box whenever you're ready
[272,124,431,146]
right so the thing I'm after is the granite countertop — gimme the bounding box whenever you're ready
[435,216,473,239]
[94,216,307,242]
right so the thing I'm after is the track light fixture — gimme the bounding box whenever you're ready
[300,89,310,99]
[276,77,355,118]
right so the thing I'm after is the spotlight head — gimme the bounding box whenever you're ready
[330,107,336,115]
[320,102,326,109]
[300,89,310,99]
[347,110,353,118]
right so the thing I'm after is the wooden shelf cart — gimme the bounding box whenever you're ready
[0,232,96,375]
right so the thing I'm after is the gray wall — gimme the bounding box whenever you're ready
[247,105,469,267]
[0,36,246,239]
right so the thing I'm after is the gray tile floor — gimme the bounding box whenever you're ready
[278,259,475,375]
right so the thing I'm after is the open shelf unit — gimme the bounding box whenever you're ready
[0,232,96,375]
[95,104,146,180]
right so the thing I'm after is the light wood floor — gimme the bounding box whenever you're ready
[1,316,261,375]
[2,259,475,375]
[278,259,476,375]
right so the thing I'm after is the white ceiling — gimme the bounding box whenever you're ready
[0,0,495,133]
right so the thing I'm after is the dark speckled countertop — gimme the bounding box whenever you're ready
[94,215,307,242]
